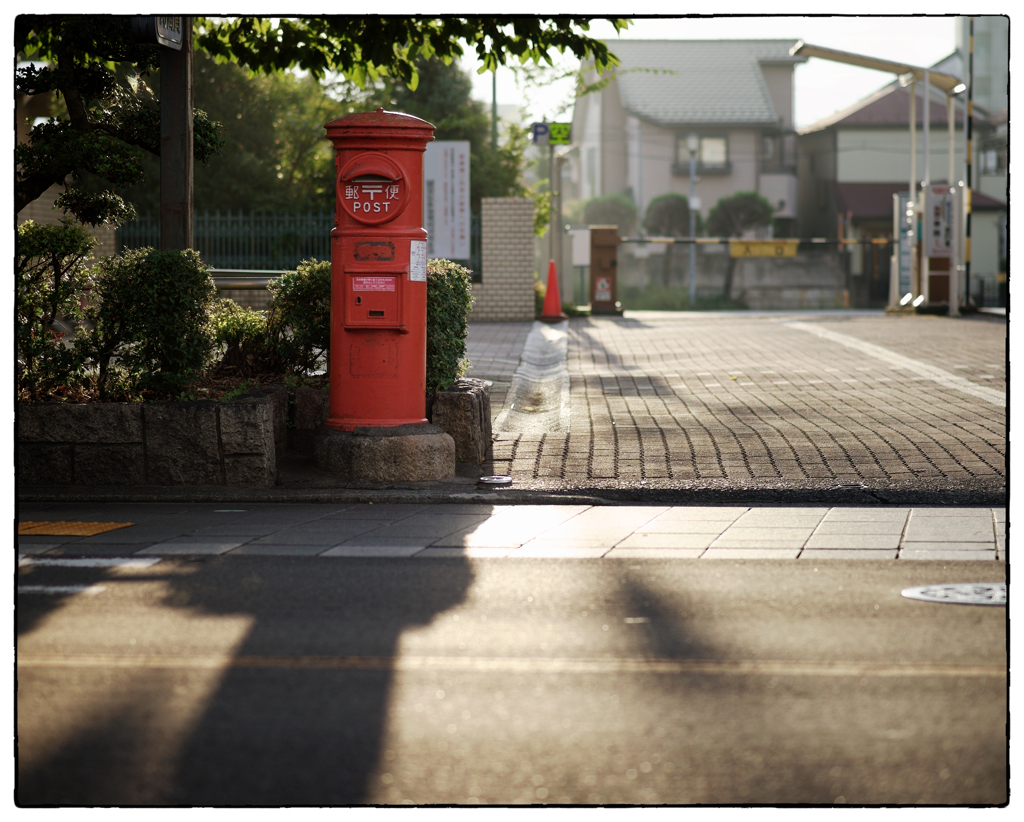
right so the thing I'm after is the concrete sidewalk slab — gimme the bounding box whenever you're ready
[16,501,1005,561]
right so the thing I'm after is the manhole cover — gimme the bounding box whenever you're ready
[901,583,1006,606]
[478,475,513,486]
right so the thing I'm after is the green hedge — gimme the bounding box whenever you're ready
[17,229,475,403]
[211,256,475,398]
[15,220,97,395]
[426,258,474,396]
[267,258,331,374]
[81,248,218,398]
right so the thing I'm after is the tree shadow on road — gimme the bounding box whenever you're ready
[17,554,474,806]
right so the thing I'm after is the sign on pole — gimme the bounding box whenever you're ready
[532,122,572,145]
[132,16,185,49]
[569,228,591,267]
[728,240,799,258]
[925,184,956,258]
[422,141,470,260]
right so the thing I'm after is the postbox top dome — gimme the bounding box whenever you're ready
[324,108,435,134]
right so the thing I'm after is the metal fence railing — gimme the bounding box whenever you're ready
[118,208,483,281]
[118,210,334,271]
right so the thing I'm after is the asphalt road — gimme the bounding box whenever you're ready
[17,555,1007,806]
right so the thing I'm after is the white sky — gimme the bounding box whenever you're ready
[465,13,961,130]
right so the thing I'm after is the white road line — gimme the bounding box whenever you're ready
[18,585,107,596]
[786,322,1006,406]
[18,556,162,569]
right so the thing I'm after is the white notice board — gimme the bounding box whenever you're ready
[925,184,956,258]
[568,228,591,267]
[423,141,470,260]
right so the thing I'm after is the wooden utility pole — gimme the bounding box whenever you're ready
[159,17,193,251]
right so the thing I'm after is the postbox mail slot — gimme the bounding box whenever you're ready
[344,274,405,330]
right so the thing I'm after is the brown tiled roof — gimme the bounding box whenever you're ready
[802,84,989,133]
[835,182,1005,220]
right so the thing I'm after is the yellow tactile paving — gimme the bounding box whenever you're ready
[18,521,135,536]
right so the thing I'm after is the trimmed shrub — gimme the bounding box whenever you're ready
[15,220,96,396]
[426,258,474,396]
[266,258,331,375]
[224,256,474,397]
[643,193,690,237]
[582,193,637,235]
[210,299,277,376]
[81,248,217,399]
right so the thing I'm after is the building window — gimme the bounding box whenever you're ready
[699,136,728,169]
[980,147,1005,175]
[673,134,730,175]
[760,132,797,174]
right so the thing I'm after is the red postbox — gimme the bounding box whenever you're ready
[323,109,435,431]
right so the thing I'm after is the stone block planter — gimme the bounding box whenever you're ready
[429,378,492,464]
[17,393,279,487]
[290,386,332,454]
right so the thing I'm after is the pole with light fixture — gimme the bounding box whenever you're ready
[948,80,967,317]
[965,17,974,308]
[687,133,699,306]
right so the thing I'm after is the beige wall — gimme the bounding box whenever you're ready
[600,84,628,198]
[837,128,966,184]
[971,210,1003,276]
[761,65,796,131]
[17,184,118,262]
[629,122,764,230]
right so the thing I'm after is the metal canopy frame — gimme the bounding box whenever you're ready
[790,41,967,313]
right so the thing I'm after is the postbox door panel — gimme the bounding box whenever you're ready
[345,274,404,329]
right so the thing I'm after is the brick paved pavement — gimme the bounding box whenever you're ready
[468,311,1006,503]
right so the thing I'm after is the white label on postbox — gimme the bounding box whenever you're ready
[410,240,427,282]
[353,277,396,292]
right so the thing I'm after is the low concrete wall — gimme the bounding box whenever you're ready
[621,245,848,309]
[18,378,493,487]
[18,393,280,487]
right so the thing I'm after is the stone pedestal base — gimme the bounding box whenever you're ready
[313,423,455,482]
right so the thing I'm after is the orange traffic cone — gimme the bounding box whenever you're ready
[539,259,568,322]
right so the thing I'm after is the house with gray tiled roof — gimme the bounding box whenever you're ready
[571,39,807,237]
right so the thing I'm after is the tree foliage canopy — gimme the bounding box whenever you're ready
[705,191,775,238]
[643,193,691,237]
[16,15,627,225]
[583,193,637,236]
[122,51,339,215]
[15,16,222,225]
[365,55,535,217]
[194,17,627,87]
